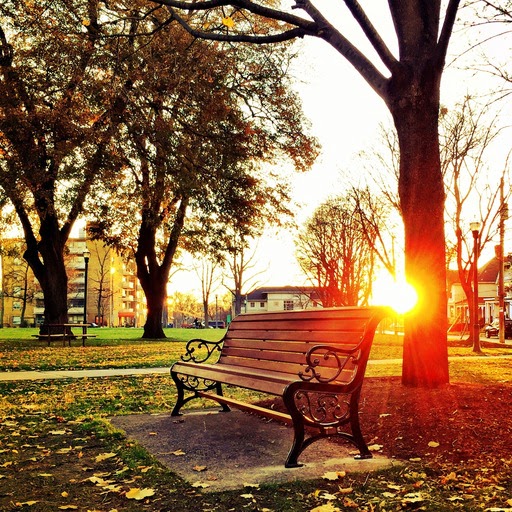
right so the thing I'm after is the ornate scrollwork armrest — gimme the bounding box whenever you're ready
[181,338,224,363]
[298,344,360,384]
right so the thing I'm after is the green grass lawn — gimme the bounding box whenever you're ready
[1,329,512,510]
[1,328,511,372]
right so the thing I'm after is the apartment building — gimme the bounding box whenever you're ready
[1,233,146,327]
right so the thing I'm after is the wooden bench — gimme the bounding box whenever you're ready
[170,306,391,468]
[32,323,97,346]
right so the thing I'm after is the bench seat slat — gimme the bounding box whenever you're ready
[173,361,293,395]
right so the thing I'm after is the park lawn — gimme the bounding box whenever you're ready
[1,333,512,510]
[1,329,511,372]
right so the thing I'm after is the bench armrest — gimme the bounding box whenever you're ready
[181,338,224,364]
[298,344,362,384]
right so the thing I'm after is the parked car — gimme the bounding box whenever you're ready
[484,319,512,339]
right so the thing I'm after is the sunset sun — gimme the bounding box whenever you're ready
[372,276,418,315]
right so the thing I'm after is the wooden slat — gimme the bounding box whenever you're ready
[196,391,293,424]
[220,346,310,364]
[173,362,292,394]
[225,329,362,344]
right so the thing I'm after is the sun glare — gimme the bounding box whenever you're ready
[372,276,418,314]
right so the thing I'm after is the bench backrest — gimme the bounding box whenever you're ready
[218,306,391,384]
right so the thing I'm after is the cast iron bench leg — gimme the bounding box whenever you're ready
[215,382,231,413]
[170,371,186,416]
[350,390,373,460]
[283,384,305,468]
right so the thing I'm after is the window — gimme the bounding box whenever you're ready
[260,302,265,308]
[250,302,255,308]
[13,302,21,310]
[283,300,294,311]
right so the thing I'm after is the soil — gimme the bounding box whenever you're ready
[359,377,512,465]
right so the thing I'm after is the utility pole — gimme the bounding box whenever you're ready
[499,177,508,344]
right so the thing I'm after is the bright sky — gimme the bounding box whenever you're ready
[171,4,512,301]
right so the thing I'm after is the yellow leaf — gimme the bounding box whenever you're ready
[172,450,185,456]
[368,444,383,451]
[222,16,235,28]
[192,481,210,488]
[310,503,341,512]
[61,492,69,498]
[15,502,38,507]
[125,488,155,500]
[428,441,440,448]
[49,430,67,435]
[95,452,117,462]
[322,471,345,481]
[59,506,78,510]
[38,473,53,477]
[192,465,207,472]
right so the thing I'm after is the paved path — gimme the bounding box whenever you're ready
[1,351,512,382]
[0,367,170,382]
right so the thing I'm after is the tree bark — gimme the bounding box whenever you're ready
[24,228,69,330]
[387,62,449,387]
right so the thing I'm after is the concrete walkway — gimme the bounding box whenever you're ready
[1,350,512,382]
[0,367,170,381]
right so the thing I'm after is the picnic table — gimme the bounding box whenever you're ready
[32,323,97,347]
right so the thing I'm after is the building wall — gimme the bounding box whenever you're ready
[1,236,145,327]
[245,290,321,313]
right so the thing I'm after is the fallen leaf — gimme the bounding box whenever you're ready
[49,430,67,435]
[58,506,78,510]
[402,492,425,504]
[125,488,155,500]
[15,501,38,507]
[368,444,383,451]
[192,465,207,472]
[95,452,117,462]
[309,503,341,512]
[322,471,345,481]
[191,482,210,488]
[243,482,260,488]
[172,450,185,456]
[240,493,254,499]
[428,441,440,448]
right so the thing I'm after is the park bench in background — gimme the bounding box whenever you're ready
[170,306,391,468]
[32,323,97,347]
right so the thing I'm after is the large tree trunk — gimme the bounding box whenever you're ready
[388,63,449,387]
[142,281,166,339]
[135,197,189,339]
[24,231,69,331]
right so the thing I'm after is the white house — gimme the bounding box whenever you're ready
[245,286,322,313]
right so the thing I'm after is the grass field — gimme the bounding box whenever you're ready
[0,326,511,373]
[1,329,512,510]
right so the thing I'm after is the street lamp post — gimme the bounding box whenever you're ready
[83,249,90,325]
[470,221,481,352]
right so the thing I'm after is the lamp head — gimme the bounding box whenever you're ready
[469,221,481,234]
